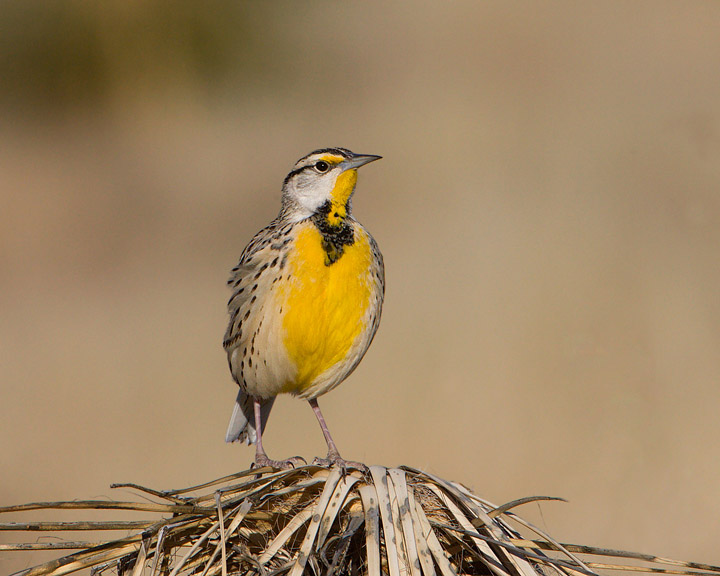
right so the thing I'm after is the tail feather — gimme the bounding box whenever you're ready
[225,390,275,444]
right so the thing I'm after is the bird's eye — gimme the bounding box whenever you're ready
[314,161,329,173]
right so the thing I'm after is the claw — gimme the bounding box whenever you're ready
[313,455,368,474]
[253,454,306,471]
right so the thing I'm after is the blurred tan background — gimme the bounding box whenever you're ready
[2,1,720,572]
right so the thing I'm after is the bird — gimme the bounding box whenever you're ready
[223,147,384,470]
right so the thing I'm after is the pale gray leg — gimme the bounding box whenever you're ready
[309,398,367,472]
[252,397,305,470]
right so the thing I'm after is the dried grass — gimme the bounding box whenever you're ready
[2,464,719,576]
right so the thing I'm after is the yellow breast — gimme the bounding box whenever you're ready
[278,222,373,393]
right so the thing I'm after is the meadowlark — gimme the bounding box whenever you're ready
[223,147,384,470]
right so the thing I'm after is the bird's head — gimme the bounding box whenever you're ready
[281,147,381,225]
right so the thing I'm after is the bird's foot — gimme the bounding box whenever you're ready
[253,454,306,471]
[313,453,368,474]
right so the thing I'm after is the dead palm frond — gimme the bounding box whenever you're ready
[2,464,719,576]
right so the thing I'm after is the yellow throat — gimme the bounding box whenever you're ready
[325,167,357,227]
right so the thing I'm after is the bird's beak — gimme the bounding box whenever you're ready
[342,154,382,171]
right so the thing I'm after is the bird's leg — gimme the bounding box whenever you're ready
[252,397,305,470]
[252,397,272,465]
[309,398,367,472]
[309,398,341,459]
